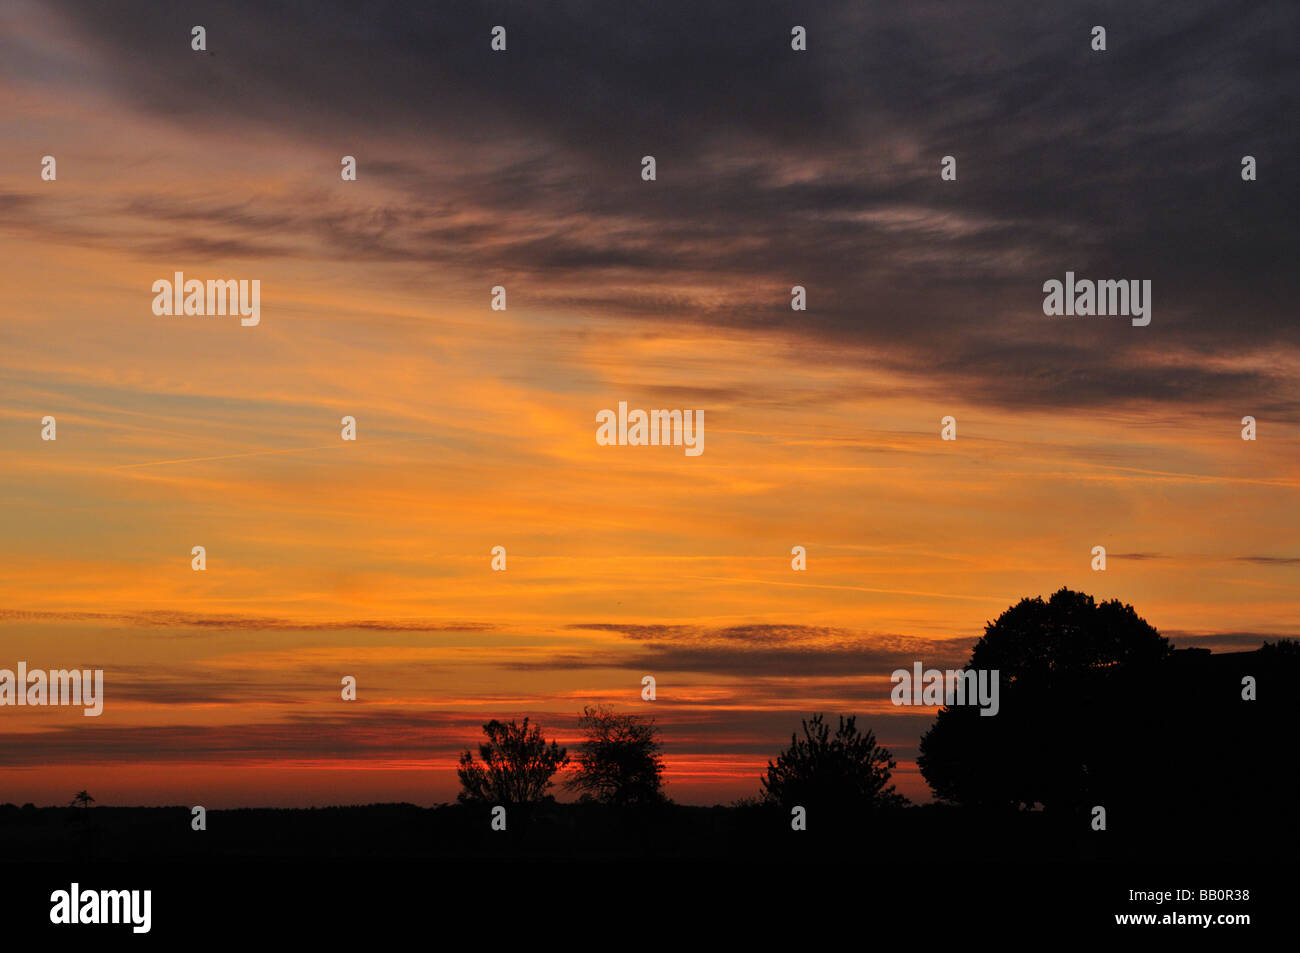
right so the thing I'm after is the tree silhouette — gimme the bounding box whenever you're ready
[70,790,94,808]
[457,718,569,805]
[566,706,666,806]
[1259,637,1300,659]
[761,714,906,812]
[918,587,1171,811]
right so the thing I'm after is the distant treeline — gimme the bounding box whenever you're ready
[4,589,1296,861]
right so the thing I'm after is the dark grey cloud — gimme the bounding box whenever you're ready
[106,677,297,706]
[553,621,1293,676]
[0,609,495,633]
[536,624,976,676]
[568,622,859,643]
[1163,631,1291,651]
[506,645,970,678]
[0,706,932,768]
[27,0,1300,414]
[0,710,484,766]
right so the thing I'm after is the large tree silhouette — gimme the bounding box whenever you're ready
[918,588,1171,812]
[566,706,666,806]
[457,718,569,805]
[761,714,905,813]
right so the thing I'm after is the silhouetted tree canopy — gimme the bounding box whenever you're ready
[457,718,568,805]
[566,706,666,806]
[761,714,906,812]
[918,588,1172,811]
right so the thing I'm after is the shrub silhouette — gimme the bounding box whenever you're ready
[457,718,568,806]
[566,706,666,806]
[761,714,905,814]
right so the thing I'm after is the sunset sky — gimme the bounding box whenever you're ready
[1,0,1296,807]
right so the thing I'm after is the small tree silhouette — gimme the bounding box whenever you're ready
[761,714,905,811]
[457,718,568,805]
[70,790,94,809]
[566,706,666,806]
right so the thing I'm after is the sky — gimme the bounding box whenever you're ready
[0,0,1297,807]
